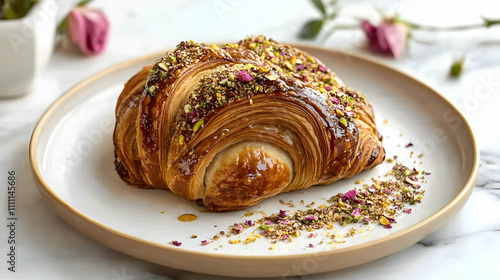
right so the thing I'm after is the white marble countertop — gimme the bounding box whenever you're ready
[1,0,500,279]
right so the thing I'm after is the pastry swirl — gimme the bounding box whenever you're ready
[113,36,385,211]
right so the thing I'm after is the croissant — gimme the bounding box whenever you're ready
[113,36,385,211]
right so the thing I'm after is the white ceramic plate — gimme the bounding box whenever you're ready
[30,45,478,278]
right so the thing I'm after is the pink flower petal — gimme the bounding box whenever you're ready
[68,7,110,56]
[379,23,407,58]
[361,20,381,52]
[361,20,408,58]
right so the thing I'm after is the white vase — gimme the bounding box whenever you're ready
[0,0,58,98]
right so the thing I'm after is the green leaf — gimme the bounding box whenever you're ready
[310,0,326,17]
[483,17,500,28]
[0,0,4,18]
[1,0,39,20]
[299,19,324,40]
[57,17,69,35]
[77,0,92,7]
[4,7,17,19]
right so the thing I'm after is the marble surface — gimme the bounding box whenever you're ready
[1,0,499,279]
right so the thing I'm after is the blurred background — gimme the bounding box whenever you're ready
[0,0,499,279]
[2,0,500,150]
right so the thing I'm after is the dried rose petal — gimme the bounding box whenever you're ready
[324,86,332,91]
[318,65,327,73]
[351,205,361,216]
[171,241,182,246]
[201,240,210,246]
[303,215,316,222]
[344,189,357,200]
[405,142,414,148]
[383,215,396,223]
[237,70,253,82]
[279,210,288,217]
[246,220,255,226]
[345,111,356,117]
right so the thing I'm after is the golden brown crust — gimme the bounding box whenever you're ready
[113,66,152,187]
[113,36,385,211]
[203,141,292,211]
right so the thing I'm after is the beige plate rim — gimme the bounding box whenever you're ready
[29,43,479,277]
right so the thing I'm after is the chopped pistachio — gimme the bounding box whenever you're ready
[379,216,389,226]
[210,44,220,51]
[259,67,269,73]
[158,62,168,71]
[339,117,348,127]
[284,61,293,71]
[193,119,204,133]
[265,73,277,81]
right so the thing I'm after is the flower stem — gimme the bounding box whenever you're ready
[396,17,500,31]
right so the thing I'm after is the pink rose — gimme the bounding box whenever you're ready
[361,20,408,58]
[68,7,110,56]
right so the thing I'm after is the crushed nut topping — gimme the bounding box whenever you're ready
[223,163,426,243]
